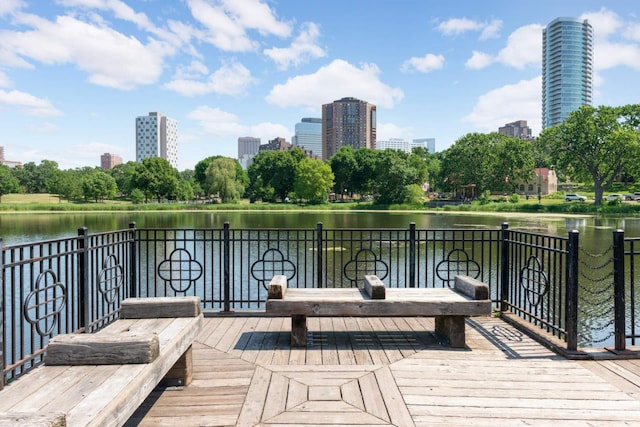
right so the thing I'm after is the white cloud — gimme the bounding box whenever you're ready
[465,51,493,70]
[376,122,414,141]
[266,59,404,109]
[401,53,444,73]
[495,24,542,69]
[0,71,12,88]
[29,122,60,133]
[580,8,622,40]
[187,105,290,140]
[186,0,291,52]
[436,17,502,39]
[0,89,62,116]
[264,22,326,70]
[436,18,485,36]
[480,19,502,40]
[164,61,257,96]
[220,0,291,38]
[0,14,166,89]
[625,23,640,41]
[595,42,640,70]
[0,0,24,16]
[462,76,541,136]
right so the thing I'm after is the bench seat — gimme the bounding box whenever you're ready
[266,275,491,348]
[0,297,202,427]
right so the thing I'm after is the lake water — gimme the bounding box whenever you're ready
[0,210,637,249]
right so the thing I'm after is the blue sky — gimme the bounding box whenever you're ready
[1,0,639,171]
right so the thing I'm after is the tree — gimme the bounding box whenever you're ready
[205,157,245,203]
[294,157,335,204]
[439,132,534,196]
[0,165,20,202]
[49,169,83,202]
[248,148,304,202]
[81,169,118,202]
[374,149,427,205]
[329,146,356,199]
[351,148,379,197]
[539,104,640,205]
[133,157,179,202]
[109,161,141,197]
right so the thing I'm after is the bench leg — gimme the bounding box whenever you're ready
[291,315,307,347]
[435,316,466,348]
[161,345,193,387]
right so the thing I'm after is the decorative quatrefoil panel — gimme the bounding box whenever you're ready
[519,255,549,307]
[97,253,124,305]
[343,248,388,286]
[435,248,481,287]
[23,269,66,337]
[157,248,203,293]
[251,248,296,290]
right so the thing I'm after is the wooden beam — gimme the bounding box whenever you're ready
[45,332,159,365]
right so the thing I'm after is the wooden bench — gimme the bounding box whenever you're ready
[266,275,491,348]
[0,297,203,427]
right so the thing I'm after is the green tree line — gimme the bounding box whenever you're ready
[1,103,638,206]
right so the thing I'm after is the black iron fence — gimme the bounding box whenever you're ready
[2,222,640,387]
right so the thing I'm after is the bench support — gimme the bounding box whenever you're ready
[434,315,466,348]
[161,345,194,387]
[291,315,308,347]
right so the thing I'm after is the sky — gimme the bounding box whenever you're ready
[1,1,639,171]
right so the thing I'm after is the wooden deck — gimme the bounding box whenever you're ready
[125,316,640,426]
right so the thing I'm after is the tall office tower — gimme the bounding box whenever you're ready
[498,120,533,139]
[321,97,376,160]
[135,112,178,168]
[542,18,593,129]
[292,118,322,158]
[100,153,123,170]
[412,138,436,154]
[238,136,261,169]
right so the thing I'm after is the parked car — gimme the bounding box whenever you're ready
[565,193,587,202]
[605,194,624,202]
[626,192,640,201]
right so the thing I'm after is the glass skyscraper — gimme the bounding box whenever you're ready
[542,18,593,129]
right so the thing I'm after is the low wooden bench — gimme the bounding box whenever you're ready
[0,297,203,427]
[266,275,491,348]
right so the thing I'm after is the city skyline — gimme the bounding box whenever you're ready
[1,1,639,170]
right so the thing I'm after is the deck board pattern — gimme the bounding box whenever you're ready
[125,316,640,426]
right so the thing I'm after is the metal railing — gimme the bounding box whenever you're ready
[3,221,640,387]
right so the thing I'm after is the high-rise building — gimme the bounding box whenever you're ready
[542,18,593,129]
[412,138,436,154]
[100,153,122,170]
[498,120,533,139]
[135,112,178,168]
[292,118,321,159]
[238,136,261,169]
[259,137,291,151]
[377,138,411,152]
[321,97,376,160]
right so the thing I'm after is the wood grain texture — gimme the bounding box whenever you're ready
[120,297,201,319]
[45,332,159,365]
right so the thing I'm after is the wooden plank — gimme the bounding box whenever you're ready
[235,365,272,427]
[375,366,415,427]
[45,332,159,365]
[363,275,386,299]
[267,275,288,299]
[454,275,490,300]
[120,297,201,318]
[0,412,66,427]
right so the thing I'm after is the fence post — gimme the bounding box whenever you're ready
[223,222,231,312]
[613,229,626,352]
[317,222,323,288]
[0,237,4,390]
[409,222,416,288]
[129,222,137,299]
[500,223,509,311]
[565,230,580,352]
[78,227,90,333]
